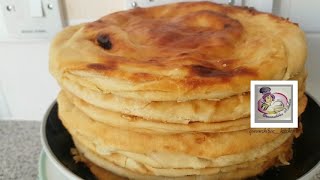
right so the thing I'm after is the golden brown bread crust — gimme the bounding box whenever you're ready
[60,70,307,123]
[50,2,306,101]
[73,136,294,179]
[57,91,302,160]
[50,2,308,179]
[62,91,250,133]
[61,91,307,134]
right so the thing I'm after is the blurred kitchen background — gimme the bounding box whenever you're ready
[0,0,319,121]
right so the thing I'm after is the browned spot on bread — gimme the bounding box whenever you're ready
[224,24,231,28]
[195,135,206,144]
[146,59,165,66]
[87,63,116,71]
[190,65,256,78]
[132,73,155,81]
[163,145,175,151]
[190,65,231,77]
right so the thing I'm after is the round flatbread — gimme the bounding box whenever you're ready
[60,91,307,134]
[57,92,302,165]
[73,134,293,178]
[50,2,306,101]
[60,70,306,123]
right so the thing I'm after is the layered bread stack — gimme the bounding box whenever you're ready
[49,2,308,179]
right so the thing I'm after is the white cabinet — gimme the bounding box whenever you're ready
[0,41,59,120]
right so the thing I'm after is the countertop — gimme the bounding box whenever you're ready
[0,121,41,180]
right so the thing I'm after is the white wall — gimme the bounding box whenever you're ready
[306,34,320,101]
[0,0,126,120]
[0,41,59,120]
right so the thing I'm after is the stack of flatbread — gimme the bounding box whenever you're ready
[49,2,308,179]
